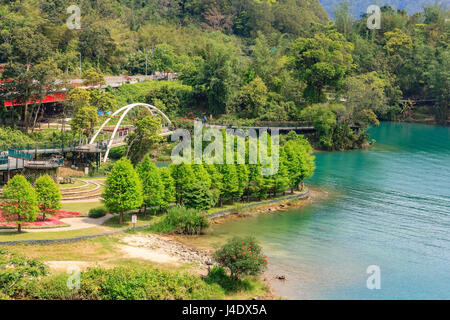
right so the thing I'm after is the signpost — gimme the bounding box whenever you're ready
[132,214,137,230]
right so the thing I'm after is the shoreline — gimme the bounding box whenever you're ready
[208,187,328,226]
[170,186,330,300]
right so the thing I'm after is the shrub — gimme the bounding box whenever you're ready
[0,249,48,299]
[14,266,225,300]
[88,206,108,218]
[149,205,209,235]
[212,237,267,280]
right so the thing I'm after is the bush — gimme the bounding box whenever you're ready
[88,206,108,218]
[212,237,267,280]
[149,205,209,235]
[21,266,224,300]
[0,249,48,298]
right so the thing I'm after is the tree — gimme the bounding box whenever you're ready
[283,134,315,191]
[300,104,338,149]
[126,115,162,164]
[29,60,62,131]
[1,63,37,131]
[424,49,449,125]
[235,164,249,200]
[212,236,267,280]
[35,174,62,221]
[344,72,389,122]
[102,158,143,224]
[89,89,117,112]
[232,77,268,118]
[192,164,211,187]
[159,167,176,209]
[217,164,239,206]
[137,155,165,214]
[181,40,239,113]
[70,105,98,138]
[271,150,290,195]
[333,1,353,39]
[82,68,106,88]
[205,163,224,201]
[182,181,217,210]
[170,163,195,204]
[292,29,354,102]
[150,44,177,72]
[0,175,39,232]
[67,88,92,111]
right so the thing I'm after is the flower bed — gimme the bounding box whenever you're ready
[0,209,82,229]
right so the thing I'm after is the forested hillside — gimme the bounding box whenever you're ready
[0,0,448,150]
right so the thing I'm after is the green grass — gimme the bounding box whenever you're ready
[58,180,86,189]
[103,212,160,229]
[61,201,103,215]
[0,226,116,242]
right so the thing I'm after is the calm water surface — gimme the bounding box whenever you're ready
[196,122,450,299]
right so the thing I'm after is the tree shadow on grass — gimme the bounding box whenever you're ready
[204,266,253,294]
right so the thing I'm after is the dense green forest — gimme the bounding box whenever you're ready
[0,0,448,150]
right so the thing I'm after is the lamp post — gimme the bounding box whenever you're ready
[79,53,82,77]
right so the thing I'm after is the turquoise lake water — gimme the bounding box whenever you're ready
[202,122,450,299]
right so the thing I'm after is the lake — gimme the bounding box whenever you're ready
[196,122,450,299]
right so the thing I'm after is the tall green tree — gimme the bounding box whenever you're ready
[170,163,195,204]
[35,174,62,221]
[217,164,239,205]
[159,167,176,209]
[126,115,162,165]
[1,175,39,232]
[102,158,143,224]
[292,29,354,102]
[137,155,165,214]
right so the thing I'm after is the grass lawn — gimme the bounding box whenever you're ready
[58,180,86,189]
[0,226,116,242]
[103,212,161,229]
[61,201,103,215]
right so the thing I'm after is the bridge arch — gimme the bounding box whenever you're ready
[90,103,172,162]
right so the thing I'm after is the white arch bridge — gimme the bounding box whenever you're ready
[0,103,173,173]
[90,103,173,162]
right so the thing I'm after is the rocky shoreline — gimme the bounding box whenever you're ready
[209,187,328,225]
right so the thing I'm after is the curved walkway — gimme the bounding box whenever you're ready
[0,215,114,233]
[25,215,114,233]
